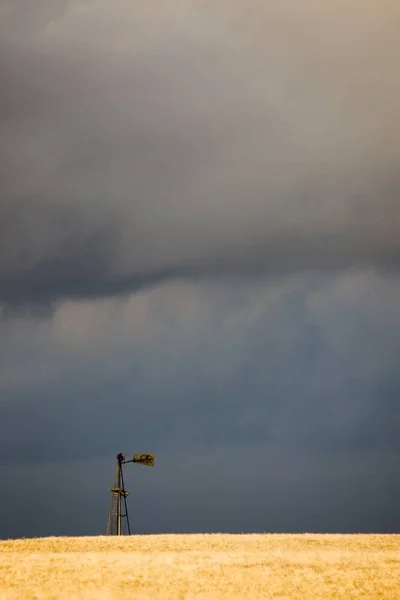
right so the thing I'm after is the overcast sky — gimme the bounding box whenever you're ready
[1,0,399,538]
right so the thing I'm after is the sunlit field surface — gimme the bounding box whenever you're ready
[1,534,399,599]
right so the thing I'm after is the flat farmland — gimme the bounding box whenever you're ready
[1,534,399,599]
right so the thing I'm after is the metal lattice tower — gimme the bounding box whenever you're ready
[106,452,155,535]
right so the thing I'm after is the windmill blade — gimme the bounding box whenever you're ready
[132,453,155,467]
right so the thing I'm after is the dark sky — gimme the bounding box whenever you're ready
[1,0,400,538]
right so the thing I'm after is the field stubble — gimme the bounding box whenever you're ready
[1,534,399,599]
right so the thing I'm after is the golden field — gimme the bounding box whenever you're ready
[1,534,399,600]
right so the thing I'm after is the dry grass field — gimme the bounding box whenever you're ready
[1,534,399,600]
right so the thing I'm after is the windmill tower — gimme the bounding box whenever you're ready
[106,452,155,535]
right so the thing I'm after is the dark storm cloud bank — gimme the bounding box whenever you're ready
[1,272,399,534]
[1,277,399,469]
[1,1,400,306]
[1,370,399,469]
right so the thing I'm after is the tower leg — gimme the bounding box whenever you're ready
[117,462,121,535]
[107,454,131,535]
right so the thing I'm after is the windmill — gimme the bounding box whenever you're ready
[106,452,155,535]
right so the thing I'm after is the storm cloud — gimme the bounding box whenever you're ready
[1,1,400,538]
[1,0,400,307]
[1,271,399,536]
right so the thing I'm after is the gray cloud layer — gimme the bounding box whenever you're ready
[1,1,400,306]
[1,2,400,537]
[1,273,400,535]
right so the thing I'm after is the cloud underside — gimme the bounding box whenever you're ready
[1,270,399,462]
[1,0,400,306]
[1,271,400,534]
